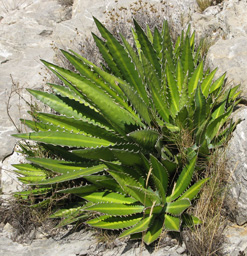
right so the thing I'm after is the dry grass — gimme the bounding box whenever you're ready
[196,0,224,12]
[0,197,56,242]
[182,150,231,255]
[58,0,74,7]
[70,0,180,67]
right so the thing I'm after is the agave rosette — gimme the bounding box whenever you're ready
[13,18,240,244]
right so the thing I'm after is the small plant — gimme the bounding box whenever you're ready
[13,18,240,245]
[196,0,224,12]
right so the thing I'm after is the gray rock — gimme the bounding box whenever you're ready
[222,223,247,256]
[206,37,247,98]
[225,107,247,225]
[191,0,247,42]
[0,226,187,256]
[1,145,26,194]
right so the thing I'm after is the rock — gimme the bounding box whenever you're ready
[3,223,17,239]
[206,37,247,98]
[225,107,247,225]
[222,224,247,256]
[0,223,187,256]
[1,145,26,194]
[0,233,27,256]
[191,0,247,42]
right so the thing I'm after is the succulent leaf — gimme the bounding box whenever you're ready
[164,214,180,231]
[85,203,144,216]
[143,215,164,245]
[166,198,191,215]
[87,214,143,230]
[119,215,153,238]
[166,155,197,202]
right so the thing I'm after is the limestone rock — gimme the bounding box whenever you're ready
[1,145,26,194]
[191,0,247,42]
[206,37,247,97]
[225,107,247,225]
[222,224,247,256]
[0,227,187,256]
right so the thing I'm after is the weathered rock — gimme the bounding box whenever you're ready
[225,107,247,225]
[0,226,187,256]
[190,0,247,98]
[222,223,247,256]
[206,36,247,97]
[1,145,26,194]
[191,0,247,42]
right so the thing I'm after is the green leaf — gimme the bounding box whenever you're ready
[20,119,61,132]
[119,215,153,238]
[181,36,194,76]
[188,61,203,95]
[82,191,137,204]
[166,199,191,215]
[111,149,142,166]
[179,178,209,201]
[206,107,233,142]
[146,24,153,43]
[126,185,161,206]
[92,33,122,78]
[56,214,88,228]
[83,175,123,193]
[72,147,115,161]
[57,185,99,195]
[42,60,138,135]
[182,213,202,227]
[15,188,51,197]
[176,61,184,92]
[209,73,226,94]
[166,64,179,116]
[132,28,142,61]
[134,20,161,77]
[118,83,151,125]
[50,205,84,218]
[13,164,47,176]
[164,214,180,231]
[150,155,169,202]
[94,18,146,104]
[33,164,106,185]
[87,214,142,230]
[61,50,135,114]
[166,155,197,202]
[153,27,163,61]
[18,176,46,184]
[27,89,84,120]
[211,101,226,120]
[194,85,207,127]
[35,113,120,143]
[128,129,160,149]
[106,168,152,206]
[13,131,114,148]
[85,203,144,216]
[201,68,217,97]
[27,157,97,175]
[143,215,164,245]
[50,83,88,106]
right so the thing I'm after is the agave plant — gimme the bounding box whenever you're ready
[13,18,240,244]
